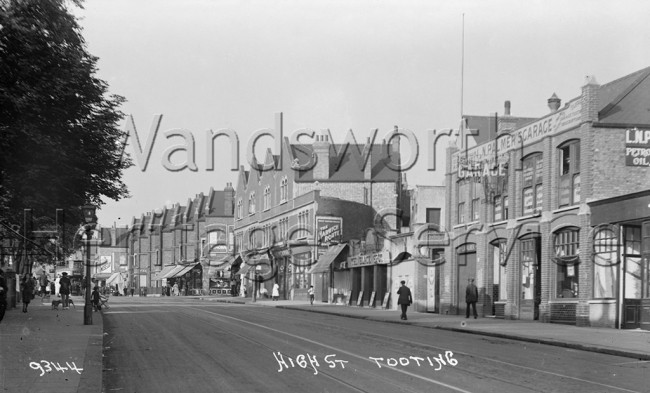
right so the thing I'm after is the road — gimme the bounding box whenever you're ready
[101,297,649,393]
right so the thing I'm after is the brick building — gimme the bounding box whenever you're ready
[443,66,650,329]
[127,185,235,296]
[233,127,406,304]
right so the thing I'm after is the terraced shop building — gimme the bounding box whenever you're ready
[443,66,650,328]
[233,125,407,303]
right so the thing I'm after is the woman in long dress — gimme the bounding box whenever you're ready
[272,282,280,301]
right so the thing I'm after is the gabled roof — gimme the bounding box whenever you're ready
[292,142,400,182]
[598,66,650,125]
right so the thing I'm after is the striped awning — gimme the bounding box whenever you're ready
[153,265,176,281]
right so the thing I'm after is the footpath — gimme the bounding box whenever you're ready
[204,296,650,361]
[0,295,103,393]
[1,295,649,393]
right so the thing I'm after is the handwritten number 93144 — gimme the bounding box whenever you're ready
[29,361,83,376]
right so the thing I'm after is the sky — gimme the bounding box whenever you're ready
[76,0,650,227]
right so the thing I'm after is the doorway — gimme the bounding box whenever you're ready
[457,244,477,316]
[520,235,541,320]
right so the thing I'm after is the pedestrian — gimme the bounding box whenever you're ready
[21,275,34,313]
[173,283,179,296]
[130,286,134,297]
[123,286,128,297]
[272,282,280,301]
[465,278,479,319]
[308,285,314,305]
[39,274,48,297]
[0,269,7,323]
[397,280,412,320]
[59,272,71,309]
[31,275,38,299]
[91,286,101,312]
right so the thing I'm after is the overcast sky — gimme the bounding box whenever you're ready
[78,0,650,227]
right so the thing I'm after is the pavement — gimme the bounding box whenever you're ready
[1,294,649,393]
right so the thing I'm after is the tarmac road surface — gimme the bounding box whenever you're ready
[101,298,649,393]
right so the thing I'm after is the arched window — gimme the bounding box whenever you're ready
[248,192,256,214]
[558,140,580,207]
[280,177,288,203]
[553,227,580,298]
[263,186,270,211]
[236,199,242,219]
[593,226,618,298]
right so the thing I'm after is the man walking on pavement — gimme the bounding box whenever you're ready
[466,278,479,319]
[397,280,412,320]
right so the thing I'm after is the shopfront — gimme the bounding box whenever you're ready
[343,251,389,307]
[590,190,650,330]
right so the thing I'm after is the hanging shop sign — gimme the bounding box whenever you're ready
[625,128,650,167]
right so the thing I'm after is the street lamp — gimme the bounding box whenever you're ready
[81,205,97,325]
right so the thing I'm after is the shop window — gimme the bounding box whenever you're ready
[522,153,543,215]
[558,140,580,207]
[593,227,618,298]
[492,240,508,301]
[553,228,580,298]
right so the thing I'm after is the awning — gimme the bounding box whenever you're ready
[236,263,252,276]
[168,263,200,278]
[93,272,113,281]
[392,251,412,263]
[153,265,177,281]
[308,244,348,274]
[162,265,186,279]
[106,272,122,285]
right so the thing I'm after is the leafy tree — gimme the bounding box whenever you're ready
[0,0,131,267]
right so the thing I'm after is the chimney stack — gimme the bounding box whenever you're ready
[504,100,511,116]
[224,182,235,216]
[547,93,561,112]
[313,130,331,180]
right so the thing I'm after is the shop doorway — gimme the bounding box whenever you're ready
[622,225,650,329]
[520,234,541,320]
[456,244,476,316]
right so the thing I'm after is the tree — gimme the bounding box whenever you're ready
[0,0,131,260]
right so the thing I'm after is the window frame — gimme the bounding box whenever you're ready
[558,140,581,208]
[553,227,580,298]
[521,153,543,215]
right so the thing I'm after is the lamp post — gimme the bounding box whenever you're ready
[81,205,97,325]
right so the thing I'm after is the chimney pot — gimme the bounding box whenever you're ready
[547,93,561,112]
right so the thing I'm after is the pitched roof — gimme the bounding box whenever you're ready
[291,142,400,182]
[598,66,650,125]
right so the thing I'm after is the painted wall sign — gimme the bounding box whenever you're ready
[453,99,582,170]
[316,217,343,244]
[625,128,650,167]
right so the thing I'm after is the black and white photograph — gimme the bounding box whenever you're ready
[1,0,649,392]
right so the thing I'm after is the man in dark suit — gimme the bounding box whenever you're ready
[397,280,412,320]
[465,278,479,319]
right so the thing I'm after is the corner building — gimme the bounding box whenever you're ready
[444,67,650,329]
